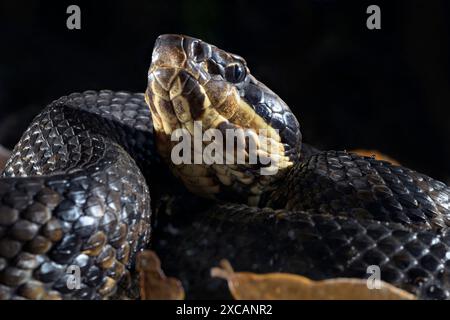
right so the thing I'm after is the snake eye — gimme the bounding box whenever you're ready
[225,63,246,83]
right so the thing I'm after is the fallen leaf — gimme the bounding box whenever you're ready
[136,250,185,300]
[0,145,10,172]
[351,149,400,166]
[211,260,416,300]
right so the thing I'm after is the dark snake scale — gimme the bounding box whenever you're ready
[0,92,154,299]
[1,35,450,299]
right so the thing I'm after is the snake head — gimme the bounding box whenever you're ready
[146,34,301,205]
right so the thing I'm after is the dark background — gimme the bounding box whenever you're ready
[0,0,449,182]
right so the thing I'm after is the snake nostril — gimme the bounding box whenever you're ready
[206,60,221,75]
[191,41,211,62]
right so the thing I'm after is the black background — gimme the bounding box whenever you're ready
[0,0,449,182]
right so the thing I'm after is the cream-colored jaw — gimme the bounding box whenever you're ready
[146,62,292,204]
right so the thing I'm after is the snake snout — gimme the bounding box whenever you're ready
[151,34,187,70]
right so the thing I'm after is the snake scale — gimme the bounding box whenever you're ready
[0,34,449,300]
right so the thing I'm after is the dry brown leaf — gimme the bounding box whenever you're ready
[211,260,416,300]
[0,146,10,172]
[351,149,400,166]
[136,250,185,300]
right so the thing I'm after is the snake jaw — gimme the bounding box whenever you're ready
[146,34,299,204]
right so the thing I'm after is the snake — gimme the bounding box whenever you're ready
[0,34,449,300]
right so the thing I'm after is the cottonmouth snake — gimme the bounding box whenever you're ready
[0,34,449,300]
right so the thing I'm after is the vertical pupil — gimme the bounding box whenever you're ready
[234,65,241,80]
[225,63,245,83]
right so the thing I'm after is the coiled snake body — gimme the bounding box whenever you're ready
[0,35,449,299]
